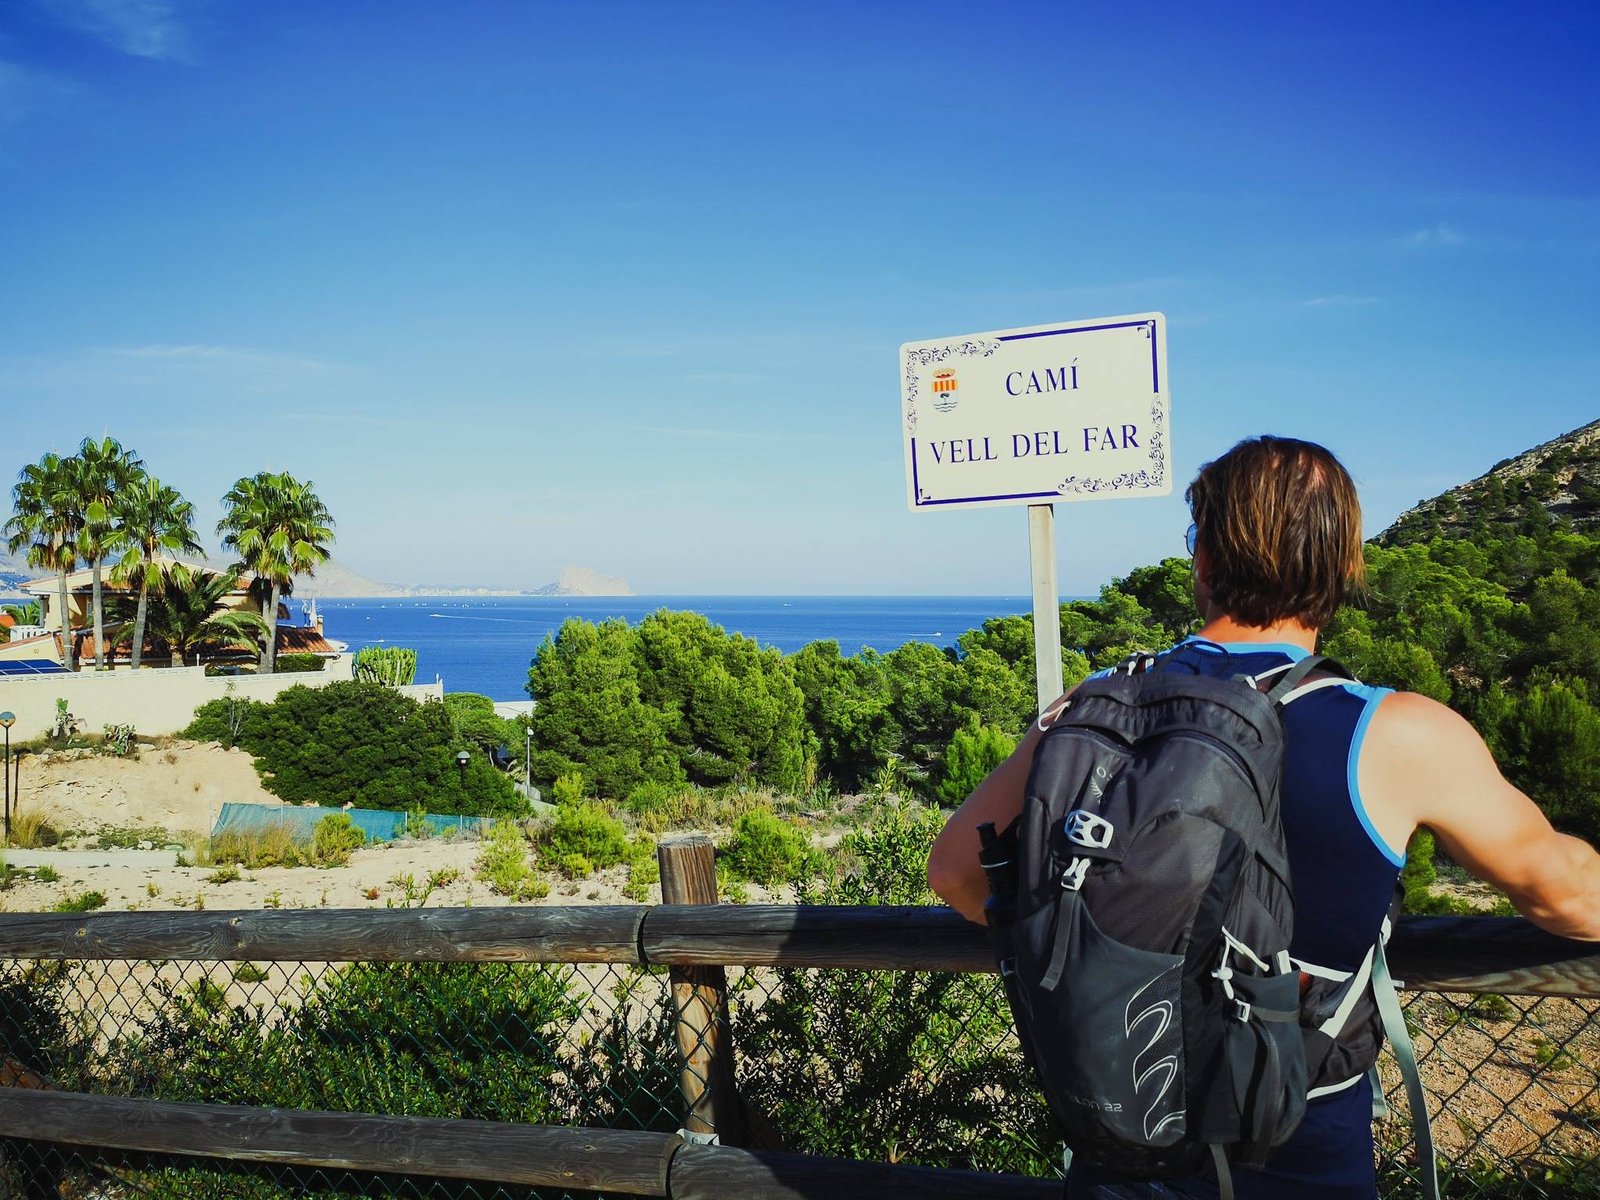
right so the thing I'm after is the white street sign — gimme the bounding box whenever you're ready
[901,312,1170,511]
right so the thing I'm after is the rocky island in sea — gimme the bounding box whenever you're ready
[288,561,633,598]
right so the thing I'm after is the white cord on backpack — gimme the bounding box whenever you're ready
[1035,694,1073,734]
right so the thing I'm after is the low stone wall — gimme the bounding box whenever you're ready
[0,656,365,741]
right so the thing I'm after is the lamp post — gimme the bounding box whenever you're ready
[524,725,533,799]
[455,750,470,788]
[0,712,14,847]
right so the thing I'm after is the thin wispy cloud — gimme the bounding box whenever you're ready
[682,371,769,384]
[970,276,1191,307]
[575,343,682,358]
[279,409,427,432]
[1301,295,1381,308]
[60,344,353,395]
[0,59,78,128]
[642,425,833,442]
[33,0,192,61]
[100,344,341,375]
[1398,225,1464,248]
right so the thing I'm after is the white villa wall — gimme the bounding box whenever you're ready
[0,657,373,741]
[396,681,446,704]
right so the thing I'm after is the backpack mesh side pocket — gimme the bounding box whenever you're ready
[1009,894,1187,1155]
[1219,970,1307,1163]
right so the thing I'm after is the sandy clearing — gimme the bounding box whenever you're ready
[10,739,274,840]
[0,739,772,915]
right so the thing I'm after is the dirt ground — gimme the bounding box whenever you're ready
[0,740,654,913]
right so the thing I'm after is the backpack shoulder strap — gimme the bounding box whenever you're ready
[1373,932,1440,1200]
[1262,654,1354,705]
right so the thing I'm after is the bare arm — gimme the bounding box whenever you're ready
[1362,691,1600,941]
[928,696,1068,923]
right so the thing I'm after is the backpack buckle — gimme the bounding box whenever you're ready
[1234,998,1252,1022]
[1060,857,1090,891]
[1065,810,1114,850]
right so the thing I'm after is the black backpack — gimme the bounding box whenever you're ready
[978,648,1438,1198]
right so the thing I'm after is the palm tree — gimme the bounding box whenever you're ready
[4,452,80,668]
[106,476,203,670]
[217,471,334,674]
[2,602,41,626]
[68,437,145,671]
[111,566,270,667]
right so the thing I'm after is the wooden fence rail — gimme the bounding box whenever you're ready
[0,905,1595,994]
[0,1091,1060,1199]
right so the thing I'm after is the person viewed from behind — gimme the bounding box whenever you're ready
[928,435,1600,1200]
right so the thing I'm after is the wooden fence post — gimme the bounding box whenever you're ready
[657,834,745,1147]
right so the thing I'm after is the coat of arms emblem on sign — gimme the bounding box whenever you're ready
[931,368,959,412]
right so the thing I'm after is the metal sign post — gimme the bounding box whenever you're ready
[900,313,1169,715]
[1027,506,1064,711]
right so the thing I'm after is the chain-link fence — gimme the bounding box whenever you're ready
[0,956,682,1198]
[0,921,1595,1198]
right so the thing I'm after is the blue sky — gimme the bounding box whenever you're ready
[2,2,1597,594]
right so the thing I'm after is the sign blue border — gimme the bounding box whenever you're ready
[909,319,1164,508]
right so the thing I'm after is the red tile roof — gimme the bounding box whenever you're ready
[70,625,341,664]
[275,627,341,656]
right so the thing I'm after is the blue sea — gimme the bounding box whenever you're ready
[312,596,1031,701]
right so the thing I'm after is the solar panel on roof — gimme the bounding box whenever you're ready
[0,659,70,676]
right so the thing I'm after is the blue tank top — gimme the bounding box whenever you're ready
[1070,638,1403,1200]
[1155,638,1404,975]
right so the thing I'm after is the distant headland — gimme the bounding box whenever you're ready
[288,561,634,598]
[0,548,634,599]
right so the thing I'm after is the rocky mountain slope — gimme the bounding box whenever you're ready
[1376,418,1600,546]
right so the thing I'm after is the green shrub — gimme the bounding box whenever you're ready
[1465,992,1516,1022]
[541,801,627,871]
[475,819,546,899]
[527,611,809,798]
[444,693,522,760]
[53,891,107,913]
[555,851,594,879]
[722,809,816,886]
[0,960,91,1092]
[186,680,526,817]
[551,771,587,805]
[208,824,312,868]
[312,814,365,866]
[732,802,1057,1173]
[131,959,582,1126]
[9,807,60,849]
[92,825,172,850]
[623,854,659,901]
[1401,829,1476,915]
[624,783,775,836]
[622,779,683,813]
[274,653,325,674]
[936,720,1016,808]
[185,689,264,748]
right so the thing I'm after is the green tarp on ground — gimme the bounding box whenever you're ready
[211,801,495,843]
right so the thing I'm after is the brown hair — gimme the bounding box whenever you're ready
[1185,436,1365,629]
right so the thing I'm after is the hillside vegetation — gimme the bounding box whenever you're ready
[521,420,1600,869]
[1379,417,1600,553]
